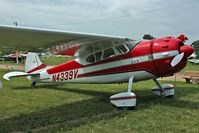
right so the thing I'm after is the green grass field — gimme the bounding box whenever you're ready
[0,68,199,132]
[0,57,199,132]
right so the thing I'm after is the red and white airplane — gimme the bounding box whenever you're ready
[0,26,194,108]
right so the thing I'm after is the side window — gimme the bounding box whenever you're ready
[116,45,127,54]
[103,48,115,59]
[95,51,102,62]
[119,45,127,53]
[116,47,122,54]
[86,54,94,63]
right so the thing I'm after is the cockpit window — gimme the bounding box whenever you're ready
[95,51,102,62]
[126,40,141,51]
[86,54,94,63]
[103,48,115,59]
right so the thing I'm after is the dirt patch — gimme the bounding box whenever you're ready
[0,64,24,71]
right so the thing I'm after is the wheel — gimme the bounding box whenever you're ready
[31,82,36,88]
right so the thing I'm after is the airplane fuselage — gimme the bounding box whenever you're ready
[28,36,192,84]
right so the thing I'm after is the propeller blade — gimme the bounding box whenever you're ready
[171,52,184,67]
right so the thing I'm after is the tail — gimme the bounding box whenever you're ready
[25,52,47,73]
[3,52,46,80]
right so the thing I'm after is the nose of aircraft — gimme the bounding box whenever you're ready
[180,46,194,58]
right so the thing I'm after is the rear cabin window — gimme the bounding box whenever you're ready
[103,48,115,59]
[116,47,123,54]
[86,54,95,63]
[95,51,102,62]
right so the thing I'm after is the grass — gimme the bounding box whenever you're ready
[0,69,199,132]
[0,57,199,132]
[180,62,199,73]
[41,56,75,66]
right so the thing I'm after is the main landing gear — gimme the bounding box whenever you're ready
[152,79,174,97]
[110,78,174,109]
[110,76,136,109]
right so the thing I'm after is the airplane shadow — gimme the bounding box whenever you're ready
[1,83,199,132]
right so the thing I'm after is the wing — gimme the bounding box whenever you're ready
[0,25,128,56]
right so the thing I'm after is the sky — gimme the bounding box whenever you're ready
[0,0,199,44]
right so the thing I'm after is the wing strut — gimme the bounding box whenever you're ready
[128,76,134,92]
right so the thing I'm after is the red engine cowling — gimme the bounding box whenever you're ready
[151,36,193,77]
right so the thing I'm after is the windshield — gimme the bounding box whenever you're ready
[125,40,140,51]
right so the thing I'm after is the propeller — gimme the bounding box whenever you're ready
[171,52,184,67]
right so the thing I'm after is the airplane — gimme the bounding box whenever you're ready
[0,25,194,108]
[1,52,28,63]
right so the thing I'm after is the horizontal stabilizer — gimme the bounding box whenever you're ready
[3,71,39,80]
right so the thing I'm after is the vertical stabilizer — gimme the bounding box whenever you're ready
[25,52,46,73]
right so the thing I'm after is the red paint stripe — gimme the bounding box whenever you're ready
[110,96,136,100]
[27,64,47,73]
[78,61,156,78]
[152,87,174,91]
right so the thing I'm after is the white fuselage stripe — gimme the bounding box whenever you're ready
[153,50,179,60]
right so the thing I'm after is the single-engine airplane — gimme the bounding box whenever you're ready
[0,25,194,108]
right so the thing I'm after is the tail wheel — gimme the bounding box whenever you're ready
[31,82,36,88]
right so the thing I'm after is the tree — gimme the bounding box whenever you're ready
[143,34,155,40]
[192,40,199,57]
[0,49,15,56]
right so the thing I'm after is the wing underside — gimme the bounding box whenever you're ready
[0,25,127,56]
